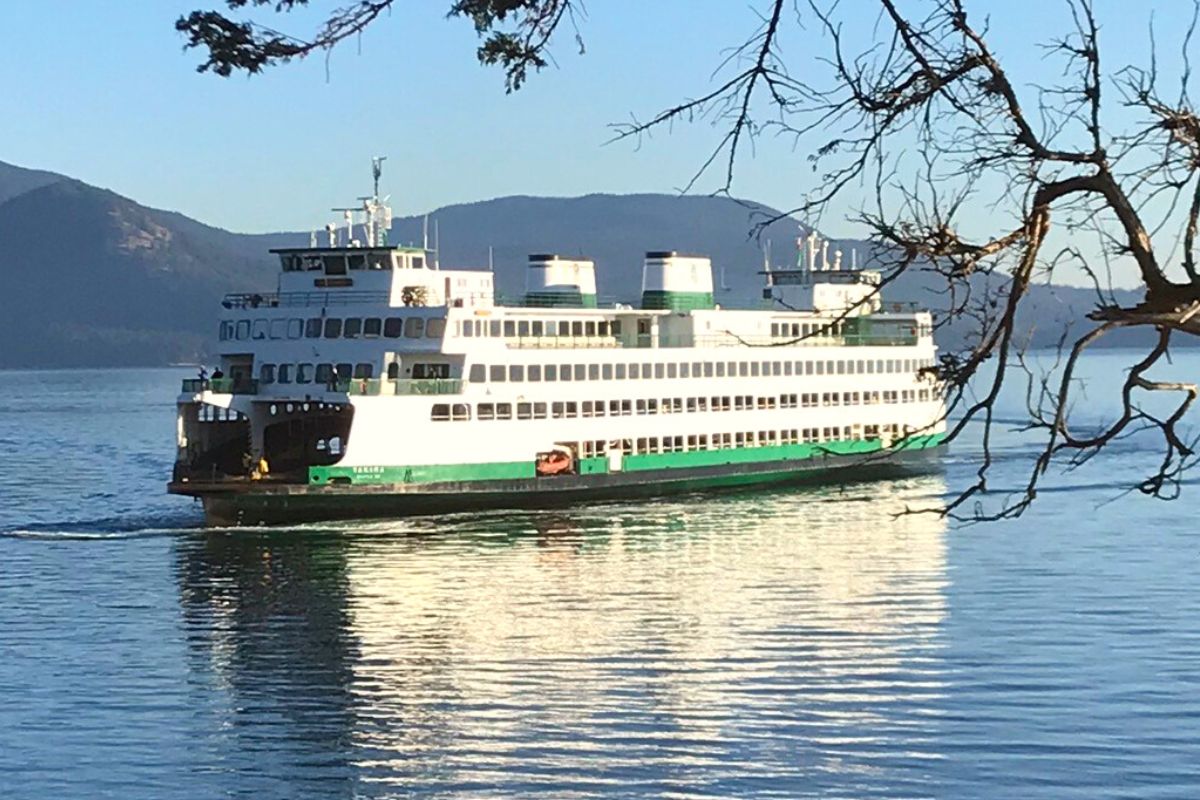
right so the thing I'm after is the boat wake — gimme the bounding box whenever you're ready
[1,510,207,540]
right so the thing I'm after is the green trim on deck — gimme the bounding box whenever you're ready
[641,290,715,311]
[307,433,944,486]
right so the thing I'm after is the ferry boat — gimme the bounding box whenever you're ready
[168,162,946,525]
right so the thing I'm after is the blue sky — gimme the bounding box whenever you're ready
[0,0,1193,267]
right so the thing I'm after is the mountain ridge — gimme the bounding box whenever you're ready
[0,159,1154,368]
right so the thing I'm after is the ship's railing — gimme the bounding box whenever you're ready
[501,332,919,349]
[342,378,464,396]
[180,378,259,394]
[650,334,919,348]
[222,291,391,309]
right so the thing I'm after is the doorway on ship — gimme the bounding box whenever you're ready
[260,404,355,480]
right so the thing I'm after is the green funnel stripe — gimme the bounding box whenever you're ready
[524,290,598,308]
[641,290,715,311]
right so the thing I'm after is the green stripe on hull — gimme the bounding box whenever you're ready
[309,433,945,486]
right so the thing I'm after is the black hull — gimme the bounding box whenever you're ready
[170,446,945,527]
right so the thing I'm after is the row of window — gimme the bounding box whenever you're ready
[221,314,931,345]
[221,316,450,343]
[431,390,935,422]
[769,322,845,338]
[259,362,376,385]
[462,318,621,339]
[219,314,627,343]
[280,253,415,273]
[468,356,935,384]
[575,423,907,456]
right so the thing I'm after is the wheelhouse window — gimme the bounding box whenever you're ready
[384,317,403,338]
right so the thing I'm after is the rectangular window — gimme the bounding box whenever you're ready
[478,403,495,420]
[615,364,626,379]
[496,403,513,420]
[343,318,362,339]
[259,364,275,384]
[517,402,532,420]
[532,402,547,419]
[602,364,613,380]
[354,363,373,379]
[297,363,313,384]
[574,364,586,381]
[545,364,558,381]
[315,363,334,384]
[431,403,450,421]
[384,317,403,338]
[589,364,601,380]
[553,402,567,419]
[509,365,525,382]
[668,363,678,379]
[528,365,542,382]
[559,364,572,382]
[469,364,485,382]
[324,318,342,339]
[405,318,425,338]
[490,365,506,383]
[426,319,446,338]
[277,364,293,384]
[517,320,530,337]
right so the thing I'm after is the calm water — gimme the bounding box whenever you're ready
[1,359,1199,798]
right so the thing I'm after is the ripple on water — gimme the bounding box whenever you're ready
[1,365,1199,799]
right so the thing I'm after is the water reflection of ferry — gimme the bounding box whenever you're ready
[175,477,948,793]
